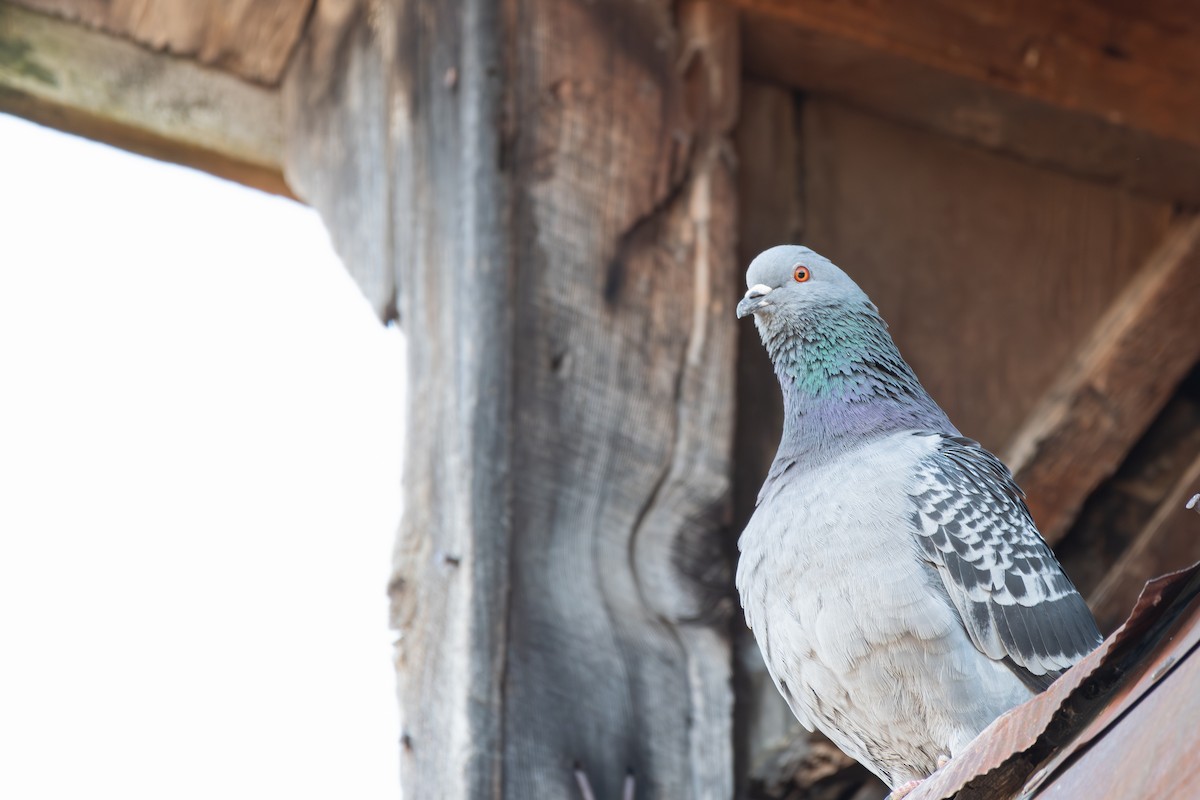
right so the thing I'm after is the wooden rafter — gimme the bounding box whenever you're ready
[1005,216,1200,543]
[1089,455,1200,631]
[10,0,313,85]
[730,0,1200,204]
[0,2,289,195]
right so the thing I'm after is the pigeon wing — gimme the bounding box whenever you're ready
[908,435,1102,686]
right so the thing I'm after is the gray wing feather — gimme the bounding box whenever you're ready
[909,435,1102,683]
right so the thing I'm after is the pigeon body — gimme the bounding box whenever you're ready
[736,246,1101,790]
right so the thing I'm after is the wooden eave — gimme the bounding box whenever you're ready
[6,1,1200,204]
[732,0,1200,206]
[10,0,314,85]
[0,1,290,195]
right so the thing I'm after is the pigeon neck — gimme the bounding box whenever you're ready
[762,302,954,460]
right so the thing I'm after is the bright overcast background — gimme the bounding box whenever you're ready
[0,113,404,798]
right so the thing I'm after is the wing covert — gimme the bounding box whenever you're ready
[909,435,1101,684]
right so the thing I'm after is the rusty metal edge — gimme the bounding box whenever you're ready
[1017,602,1200,797]
[910,560,1200,800]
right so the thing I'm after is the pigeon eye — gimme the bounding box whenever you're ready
[793,264,811,283]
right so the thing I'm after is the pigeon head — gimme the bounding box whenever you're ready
[736,245,870,327]
[737,244,955,458]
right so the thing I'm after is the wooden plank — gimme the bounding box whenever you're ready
[1088,455,1200,632]
[286,0,740,795]
[12,0,313,85]
[802,100,1172,454]
[282,0,391,317]
[1007,216,1200,543]
[732,0,1200,205]
[732,0,1200,145]
[1055,376,1200,605]
[0,2,288,196]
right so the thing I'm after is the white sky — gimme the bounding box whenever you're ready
[0,114,404,798]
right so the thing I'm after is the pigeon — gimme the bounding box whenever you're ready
[735,245,1102,798]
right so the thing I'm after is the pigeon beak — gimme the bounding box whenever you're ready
[737,284,774,319]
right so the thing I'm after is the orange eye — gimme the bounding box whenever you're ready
[793,264,811,283]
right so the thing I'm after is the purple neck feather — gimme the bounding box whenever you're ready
[763,302,957,463]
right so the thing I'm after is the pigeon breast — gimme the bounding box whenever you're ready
[737,430,1033,788]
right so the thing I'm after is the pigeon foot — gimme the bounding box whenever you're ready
[573,764,635,800]
[887,779,923,800]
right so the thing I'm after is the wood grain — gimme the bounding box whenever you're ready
[732,0,1200,144]
[1089,455,1200,632]
[287,0,740,795]
[500,2,738,794]
[0,1,288,195]
[1007,216,1200,543]
[283,0,392,318]
[1054,374,1200,605]
[802,100,1172,455]
[734,0,1200,205]
[12,0,312,84]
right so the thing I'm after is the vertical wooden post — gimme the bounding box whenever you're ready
[285,0,739,795]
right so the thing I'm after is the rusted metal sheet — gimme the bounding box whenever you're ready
[1027,643,1200,798]
[910,560,1200,800]
[1019,602,1200,796]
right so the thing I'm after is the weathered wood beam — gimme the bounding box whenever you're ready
[1054,378,1200,603]
[1089,455,1200,632]
[11,0,313,85]
[730,0,1200,204]
[1005,216,1200,543]
[283,0,389,316]
[286,0,740,795]
[0,2,289,196]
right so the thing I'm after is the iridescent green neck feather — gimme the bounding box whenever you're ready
[759,301,956,461]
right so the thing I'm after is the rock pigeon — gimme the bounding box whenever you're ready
[735,245,1102,798]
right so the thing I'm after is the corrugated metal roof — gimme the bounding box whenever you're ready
[910,561,1200,800]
